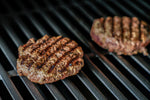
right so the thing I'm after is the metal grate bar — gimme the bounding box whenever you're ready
[131,56,150,74]
[111,54,150,91]
[37,13,66,36]
[109,0,134,16]
[45,84,65,100]
[136,0,150,10]
[2,22,22,47]
[72,2,94,21]
[122,0,150,20]
[7,70,18,77]
[15,17,35,39]
[16,0,62,36]
[61,79,86,100]
[0,63,23,100]
[16,1,47,36]
[61,6,90,33]
[25,14,47,36]
[84,1,106,17]
[97,54,148,100]
[0,38,44,100]
[84,54,128,100]
[77,71,106,100]
[46,7,90,48]
[96,0,119,16]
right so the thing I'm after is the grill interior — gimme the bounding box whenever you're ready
[0,0,150,100]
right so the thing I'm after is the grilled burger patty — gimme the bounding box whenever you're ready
[90,16,150,55]
[17,35,84,84]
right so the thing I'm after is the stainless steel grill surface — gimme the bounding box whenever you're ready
[0,0,150,100]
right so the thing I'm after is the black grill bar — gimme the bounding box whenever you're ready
[97,54,148,100]
[109,0,134,16]
[83,1,106,17]
[122,0,150,20]
[112,54,150,91]
[15,18,35,39]
[0,63,23,100]
[72,3,94,21]
[61,79,86,100]
[45,84,65,100]
[96,0,119,16]
[131,56,150,74]
[77,71,106,100]
[136,0,150,10]
[61,6,90,33]
[84,54,127,100]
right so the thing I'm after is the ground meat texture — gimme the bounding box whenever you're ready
[17,35,84,84]
[90,16,150,55]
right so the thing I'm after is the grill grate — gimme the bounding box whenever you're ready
[0,0,150,100]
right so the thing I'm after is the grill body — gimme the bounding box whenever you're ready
[0,0,150,100]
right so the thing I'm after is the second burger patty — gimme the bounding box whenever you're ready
[17,35,84,84]
[90,16,150,55]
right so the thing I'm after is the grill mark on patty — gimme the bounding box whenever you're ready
[39,36,63,55]
[27,62,34,70]
[20,55,29,65]
[139,20,141,41]
[48,45,78,73]
[112,17,114,37]
[130,17,132,41]
[42,40,75,70]
[101,17,106,34]
[105,17,112,37]
[122,17,131,42]
[60,56,80,73]
[30,37,51,53]
[100,17,105,34]
[20,36,51,68]
[23,43,33,51]
[131,17,140,41]
[140,21,149,43]
[36,39,72,69]
[113,16,122,39]
[31,36,63,63]
[121,17,123,41]
[49,47,82,73]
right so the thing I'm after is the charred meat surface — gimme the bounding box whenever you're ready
[90,16,150,55]
[17,35,84,84]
